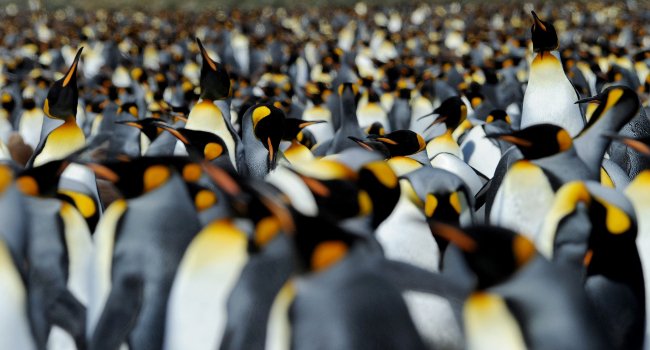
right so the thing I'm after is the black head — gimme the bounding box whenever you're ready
[251,104,286,171]
[152,120,230,162]
[44,47,83,120]
[531,11,558,52]
[196,38,231,101]
[369,130,426,157]
[116,117,162,142]
[485,109,511,124]
[430,96,467,131]
[430,223,537,290]
[486,123,572,159]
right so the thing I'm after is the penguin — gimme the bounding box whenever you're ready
[459,109,512,178]
[30,48,86,167]
[520,11,584,136]
[86,159,201,350]
[365,129,427,157]
[164,172,294,350]
[17,160,92,350]
[356,88,389,132]
[434,224,611,350]
[115,117,163,156]
[422,96,467,160]
[17,93,45,151]
[314,83,366,155]
[388,84,412,131]
[241,103,286,177]
[180,38,242,172]
[281,118,325,165]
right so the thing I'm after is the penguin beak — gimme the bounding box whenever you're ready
[428,221,477,252]
[531,11,547,32]
[62,47,84,88]
[201,161,242,196]
[575,94,602,104]
[267,137,278,168]
[196,38,218,71]
[485,133,533,147]
[602,133,650,155]
[298,120,326,128]
[152,120,190,144]
[349,136,375,151]
[423,115,447,132]
[115,120,142,129]
[87,163,120,183]
[375,137,398,145]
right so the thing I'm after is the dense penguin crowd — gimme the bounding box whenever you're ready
[1,1,650,349]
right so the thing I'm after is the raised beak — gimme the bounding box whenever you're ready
[531,11,547,31]
[196,37,217,71]
[63,47,83,88]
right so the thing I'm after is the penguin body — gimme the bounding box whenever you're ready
[88,173,200,350]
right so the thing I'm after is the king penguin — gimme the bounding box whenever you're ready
[86,159,201,350]
[520,11,584,136]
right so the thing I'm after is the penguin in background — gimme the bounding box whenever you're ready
[281,118,326,165]
[16,160,93,350]
[241,103,286,177]
[459,109,513,178]
[421,96,467,160]
[86,159,201,350]
[314,83,366,156]
[389,83,412,132]
[434,224,612,350]
[180,38,243,172]
[30,48,86,168]
[301,83,335,145]
[520,11,584,136]
[607,106,650,178]
[115,117,164,156]
[356,87,390,132]
[101,102,141,159]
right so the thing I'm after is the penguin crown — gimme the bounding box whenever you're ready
[531,11,558,52]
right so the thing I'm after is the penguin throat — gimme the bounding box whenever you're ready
[33,118,85,167]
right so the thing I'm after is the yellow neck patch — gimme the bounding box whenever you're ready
[252,106,271,130]
[33,117,85,167]
[143,165,170,193]
[358,189,373,216]
[513,235,535,267]
[556,129,572,152]
[59,190,96,218]
[364,161,397,188]
[594,196,631,234]
[449,191,462,214]
[194,189,217,211]
[204,142,223,160]
[255,216,281,247]
[311,240,348,272]
[425,193,438,217]
[182,163,202,182]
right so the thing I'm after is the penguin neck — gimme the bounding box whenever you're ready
[185,100,226,133]
[33,117,85,167]
[339,96,360,131]
[284,140,313,164]
[573,109,623,179]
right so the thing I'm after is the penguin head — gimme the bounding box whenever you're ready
[117,102,139,119]
[43,47,83,120]
[338,82,360,105]
[486,124,573,159]
[153,120,229,162]
[16,159,69,197]
[282,118,326,141]
[251,104,286,171]
[530,11,558,52]
[575,86,640,136]
[431,223,537,290]
[88,157,193,199]
[357,160,401,229]
[1,92,15,112]
[584,194,637,273]
[196,38,231,101]
[349,136,391,159]
[365,121,386,137]
[116,117,163,142]
[424,96,467,132]
[485,109,511,125]
[368,130,426,157]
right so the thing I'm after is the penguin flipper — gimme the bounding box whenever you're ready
[89,275,144,350]
[46,289,87,349]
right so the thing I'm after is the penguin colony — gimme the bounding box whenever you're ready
[2,1,650,349]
